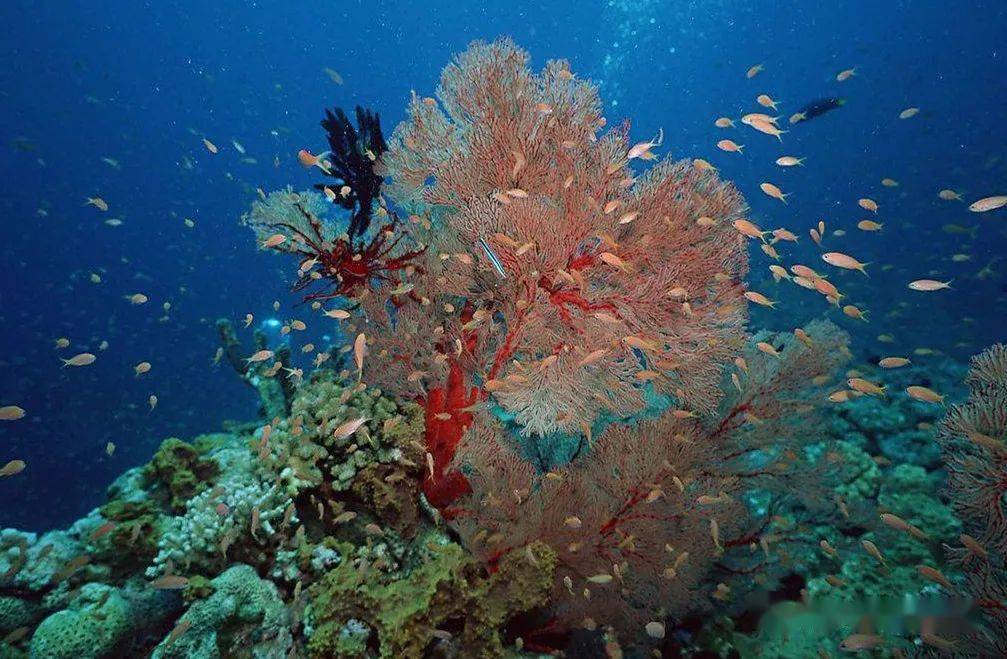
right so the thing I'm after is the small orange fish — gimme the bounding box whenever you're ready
[733,219,767,241]
[858,198,878,213]
[89,521,116,542]
[822,252,869,276]
[717,139,744,153]
[760,182,789,203]
[149,574,189,590]
[85,197,109,211]
[0,406,26,421]
[245,350,274,364]
[599,252,628,271]
[297,149,332,174]
[968,195,1007,212]
[744,291,776,308]
[775,156,804,167]
[906,385,943,404]
[62,353,97,367]
[848,378,885,397]
[842,305,868,321]
[262,234,286,248]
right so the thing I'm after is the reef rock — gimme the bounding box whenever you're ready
[150,564,291,658]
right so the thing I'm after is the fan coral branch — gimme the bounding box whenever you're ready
[937,344,1007,655]
[376,37,750,457]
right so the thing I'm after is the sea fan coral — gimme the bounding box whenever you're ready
[937,344,1007,654]
[370,37,749,504]
[241,38,852,642]
[447,319,849,632]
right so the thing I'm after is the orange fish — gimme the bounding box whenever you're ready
[717,139,744,153]
[297,149,332,174]
[822,252,869,276]
[760,182,789,203]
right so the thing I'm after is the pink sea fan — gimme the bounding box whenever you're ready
[375,38,750,443]
[448,320,850,632]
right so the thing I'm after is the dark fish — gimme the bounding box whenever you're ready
[796,97,846,121]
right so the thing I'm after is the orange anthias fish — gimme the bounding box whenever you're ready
[297,149,333,174]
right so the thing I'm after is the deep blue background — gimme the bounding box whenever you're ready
[1,0,1005,530]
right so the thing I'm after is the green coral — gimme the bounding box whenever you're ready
[248,370,425,510]
[143,438,220,513]
[97,499,162,564]
[807,465,959,602]
[29,584,130,659]
[306,540,556,658]
[878,465,960,545]
[831,440,881,505]
[0,596,37,634]
[182,575,216,604]
[151,564,291,659]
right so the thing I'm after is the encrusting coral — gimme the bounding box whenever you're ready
[29,583,131,659]
[143,438,220,514]
[305,540,556,658]
[149,564,292,658]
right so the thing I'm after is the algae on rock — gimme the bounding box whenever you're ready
[305,540,556,658]
[143,438,220,513]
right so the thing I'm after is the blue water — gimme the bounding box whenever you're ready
[1,0,1004,531]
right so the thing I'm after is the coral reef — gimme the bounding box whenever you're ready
[2,37,1003,659]
[215,317,295,418]
[29,583,131,659]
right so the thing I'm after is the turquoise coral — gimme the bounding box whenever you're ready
[150,564,291,659]
[29,583,131,659]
